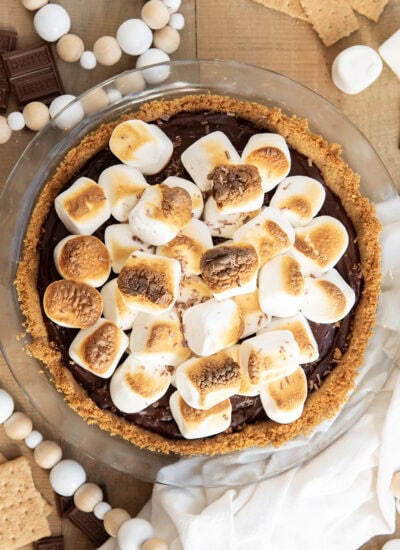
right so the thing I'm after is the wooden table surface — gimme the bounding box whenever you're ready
[0,1,399,548]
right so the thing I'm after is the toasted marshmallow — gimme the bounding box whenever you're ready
[234,291,270,338]
[170,392,231,439]
[117,251,181,314]
[200,242,259,300]
[156,219,213,276]
[182,298,243,356]
[130,310,191,367]
[290,216,349,276]
[104,223,154,273]
[54,177,111,235]
[163,176,204,219]
[259,313,318,364]
[207,164,264,215]
[101,278,139,330]
[43,280,103,329]
[175,352,241,409]
[69,318,129,378]
[233,207,295,265]
[301,269,356,324]
[54,235,111,287]
[109,119,173,175]
[239,330,299,385]
[98,164,148,222]
[129,184,192,246]
[258,255,304,317]
[204,197,261,239]
[225,344,259,396]
[110,355,171,413]
[270,176,326,226]
[181,131,241,192]
[241,133,291,192]
[260,367,307,424]
[174,275,213,311]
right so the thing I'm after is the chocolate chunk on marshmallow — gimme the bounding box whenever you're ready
[104,223,155,274]
[163,176,204,219]
[260,366,307,424]
[54,177,111,235]
[101,278,139,331]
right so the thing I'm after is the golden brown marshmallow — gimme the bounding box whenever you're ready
[260,367,308,424]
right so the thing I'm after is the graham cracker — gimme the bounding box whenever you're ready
[350,0,389,21]
[252,0,308,21]
[0,456,51,550]
[300,0,360,46]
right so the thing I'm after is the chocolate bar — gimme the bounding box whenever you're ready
[0,28,17,112]
[34,535,64,550]
[2,44,64,107]
[64,506,109,546]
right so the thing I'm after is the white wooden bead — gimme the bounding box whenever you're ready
[169,12,184,30]
[94,501,112,520]
[4,412,32,440]
[141,537,169,550]
[141,0,170,30]
[22,102,50,131]
[104,508,131,537]
[49,94,84,129]
[153,26,180,54]
[7,111,25,131]
[115,71,146,95]
[80,88,109,115]
[22,0,48,10]
[33,4,71,42]
[34,440,63,469]
[118,518,154,550]
[93,36,122,66]
[0,116,12,144]
[24,430,43,449]
[390,472,400,498]
[136,48,170,84]
[163,0,181,13]
[56,34,85,63]
[74,482,103,512]
[49,459,86,496]
[116,19,153,56]
[80,51,97,70]
[0,389,14,423]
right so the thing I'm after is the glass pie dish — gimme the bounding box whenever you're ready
[0,60,398,487]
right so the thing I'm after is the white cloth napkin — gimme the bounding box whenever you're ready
[140,196,400,550]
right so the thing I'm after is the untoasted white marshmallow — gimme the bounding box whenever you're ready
[163,176,204,218]
[239,330,299,385]
[170,391,232,439]
[101,279,139,330]
[301,269,356,324]
[234,291,270,338]
[204,196,261,239]
[225,344,259,396]
[233,207,295,265]
[258,255,304,318]
[270,176,326,226]
[181,131,241,192]
[174,275,213,311]
[109,119,173,175]
[54,177,111,235]
[129,184,192,246]
[379,30,400,79]
[110,355,171,413]
[130,310,191,367]
[259,313,318,364]
[54,235,111,287]
[241,133,291,192]
[332,45,383,95]
[157,219,213,276]
[104,223,154,273]
[117,251,181,314]
[175,352,241,409]
[200,242,259,300]
[182,298,243,356]
[98,164,148,221]
[290,216,349,276]
[260,366,307,424]
[69,319,129,378]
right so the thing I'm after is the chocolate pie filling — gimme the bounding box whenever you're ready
[37,111,362,439]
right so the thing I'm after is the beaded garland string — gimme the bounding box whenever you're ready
[0,0,185,144]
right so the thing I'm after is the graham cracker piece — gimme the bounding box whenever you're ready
[299,0,360,46]
[350,0,389,21]
[0,456,51,550]
[252,0,308,21]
